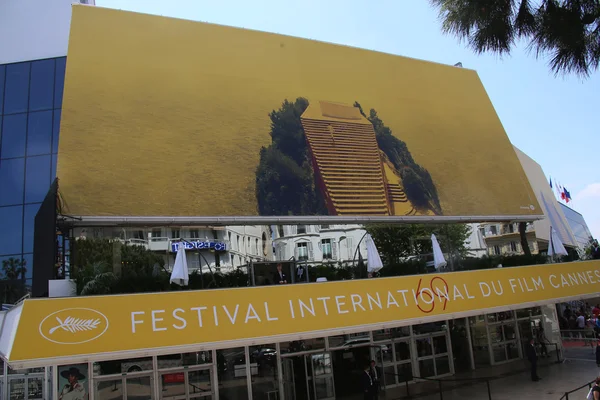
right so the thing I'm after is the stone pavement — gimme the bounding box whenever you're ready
[412,359,600,400]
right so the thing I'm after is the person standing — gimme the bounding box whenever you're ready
[272,263,287,285]
[588,377,600,399]
[537,326,549,358]
[361,364,373,400]
[369,359,381,399]
[526,338,540,382]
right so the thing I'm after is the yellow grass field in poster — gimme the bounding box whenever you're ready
[57,6,540,218]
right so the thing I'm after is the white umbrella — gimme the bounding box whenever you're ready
[431,234,447,270]
[548,227,568,257]
[170,243,189,286]
[366,234,383,273]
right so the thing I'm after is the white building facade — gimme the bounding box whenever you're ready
[73,225,273,273]
[272,224,369,266]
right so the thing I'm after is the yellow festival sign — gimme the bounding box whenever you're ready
[9,261,600,363]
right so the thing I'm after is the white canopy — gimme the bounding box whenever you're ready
[366,234,383,273]
[170,244,189,286]
[431,234,447,270]
[548,227,568,257]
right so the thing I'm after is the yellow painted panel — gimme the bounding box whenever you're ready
[58,6,539,217]
[10,260,600,363]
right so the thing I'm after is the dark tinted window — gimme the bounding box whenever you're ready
[23,203,42,253]
[23,253,33,283]
[51,154,57,181]
[26,110,53,156]
[0,157,25,206]
[0,206,23,255]
[24,155,51,203]
[4,63,30,115]
[1,113,27,159]
[54,57,66,109]
[0,65,5,115]
[52,109,61,154]
[29,59,55,111]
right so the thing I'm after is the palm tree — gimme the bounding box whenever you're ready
[430,0,600,76]
[1,257,27,304]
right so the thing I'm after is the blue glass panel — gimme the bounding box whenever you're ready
[51,154,57,181]
[54,57,66,109]
[52,109,61,154]
[0,157,25,206]
[23,253,33,281]
[0,205,23,256]
[4,62,30,114]
[26,110,52,156]
[0,65,5,115]
[1,113,27,159]
[29,59,55,111]
[23,203,41,253]
[24,155,51,203]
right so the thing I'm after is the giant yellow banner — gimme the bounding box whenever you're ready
[9,261,600,363]
[57,6,540,219]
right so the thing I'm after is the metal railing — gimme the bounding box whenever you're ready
[386,372,493,400]
[559,380,595,400]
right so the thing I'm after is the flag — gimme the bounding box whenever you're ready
[549,177,553,189]
[564,187,571,203]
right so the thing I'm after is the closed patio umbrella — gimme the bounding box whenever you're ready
[548,227,568,258]
[366,234,383,273]
[170,243,189,286]
[431,234,447,270]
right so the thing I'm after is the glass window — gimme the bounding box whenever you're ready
[418,359,435,378]
[52,109,61,154]
[328,332,370,348]
[280,337,325,353]
[321,239,332,259]
[27,111,53,156]
[0,206,23,255]
[0,65,5,114]
[374,327,409,341]
[157,351,212,368]
[54,57,66,109]
[23,253,33,283]
[94,356,153,375]
[95,379,122,399]
[0,157,25,206]
[250,344,278,399]
[435,356,450,375]
[433,335,448,354]
[416,338,433,357]
[51,154,57,181]
[4,63,30,114]
[25,155,51,203]
[23,203,42,253]
[394,341,411,361]
[413,321,447,335]
[296,242,308,261]
[217,347,248,399]
[1,113,27,159]
[29,59,55,111]
[516,307,542,319]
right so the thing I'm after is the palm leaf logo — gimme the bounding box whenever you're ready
[48,316,101,335]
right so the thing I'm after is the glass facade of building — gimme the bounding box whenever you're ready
[560,203,594,250]
[0,57,65,288]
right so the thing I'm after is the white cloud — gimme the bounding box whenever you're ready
[572,183,600,240]
[575,183,600,201]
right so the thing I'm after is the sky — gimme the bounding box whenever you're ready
[96,0,599,239]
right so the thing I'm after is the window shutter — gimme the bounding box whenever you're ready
[347,237,353,259]
[318,240,323,251]
[332,239,338,260]
[290,225,297,235]
[308,242,314,261]
[294,244,299,260]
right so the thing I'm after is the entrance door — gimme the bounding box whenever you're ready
[308,353,335,400]
[95,372,155,399]
[282,358,296,400]
[159,367,213,399]
[7,373,44,400]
